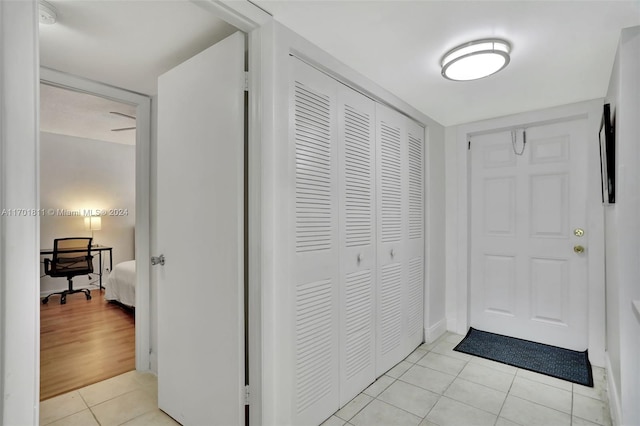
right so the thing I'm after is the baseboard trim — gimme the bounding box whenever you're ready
[605,352,622,426]
[425,318,447,343]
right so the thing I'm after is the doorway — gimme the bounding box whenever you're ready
[38,75,151,400]
[452,100,606,366]
[469,118,588,350]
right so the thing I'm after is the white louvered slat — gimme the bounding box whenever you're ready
[407,258,423,336]
[408,131,423,240]
[344,105,373,247]
[295,81,333,253]
[379,122,402,244]
[380,263,402,355]
[344,270,373,379]
[296,278,334,413]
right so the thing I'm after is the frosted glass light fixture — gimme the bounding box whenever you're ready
[441,39,511,81]
[38,0,57,25]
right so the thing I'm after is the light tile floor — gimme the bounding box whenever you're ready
[40,332,612,426]
[324,332,612,426]
[39,370,178,426]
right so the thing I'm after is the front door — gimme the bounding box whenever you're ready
[470,118,588,350]
[156,31,245,425]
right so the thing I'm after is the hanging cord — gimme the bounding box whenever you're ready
[511,128,527,155]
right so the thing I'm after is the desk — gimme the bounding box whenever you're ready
[40,245,113,290]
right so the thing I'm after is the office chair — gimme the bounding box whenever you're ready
[42,237,94,305]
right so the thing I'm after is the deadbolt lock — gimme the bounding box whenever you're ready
[574,228,585,237]
[573,245,585,254]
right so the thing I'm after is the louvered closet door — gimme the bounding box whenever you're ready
[375,104,409,375]
[405,119,425,351]
[338,86,376,406]
[290,58,341,426]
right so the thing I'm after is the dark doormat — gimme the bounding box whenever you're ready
[454,327,593,387]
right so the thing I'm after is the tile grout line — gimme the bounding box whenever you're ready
[77,391,103,426]
[495,368,519,426]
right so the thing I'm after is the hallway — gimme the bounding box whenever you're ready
[40,332,611,426]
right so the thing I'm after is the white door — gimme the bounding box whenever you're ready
[404,120,425,353]
[338,85,376,405]
[470,119,588,350]
[156,31,245,425]
[375,104,408,375]
[290,57,341,425]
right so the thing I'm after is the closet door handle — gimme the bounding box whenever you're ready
[390,249,395,258]
[357,253,364,263]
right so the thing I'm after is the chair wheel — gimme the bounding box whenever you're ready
[60,298,66,305]
[42,298,48,304]
[86,294,92,300]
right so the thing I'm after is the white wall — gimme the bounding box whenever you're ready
[425,123,447,341]
[444,126,459,332]
[0,0,40,423]
[39,132,135,295]
[604,25,640,426]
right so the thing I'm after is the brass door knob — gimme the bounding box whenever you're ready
[574,228,585,237]
[574,245,585,254]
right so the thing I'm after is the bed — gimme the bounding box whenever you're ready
[105,260,136,307]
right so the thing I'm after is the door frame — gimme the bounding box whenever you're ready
[0,1,270,423]
[40,68,152,372]
[450,99,607,366]
[257,20,443,424]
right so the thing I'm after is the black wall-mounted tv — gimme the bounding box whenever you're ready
[599,103,615,204]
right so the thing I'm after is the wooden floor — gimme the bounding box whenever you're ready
[40,289,135,401]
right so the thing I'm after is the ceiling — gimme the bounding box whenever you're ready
[41,83,137,145]
[39,0,640,136]
[256,0,640,125]
[39,0,237,144]
[39,0,237,96]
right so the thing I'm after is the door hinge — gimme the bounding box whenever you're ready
[244,72,249,92]
[244,385,250,405]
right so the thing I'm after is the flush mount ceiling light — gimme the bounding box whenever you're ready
[441,39,511,81]
[38,0,57,25]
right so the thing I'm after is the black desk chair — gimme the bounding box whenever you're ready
[42,237,94,305]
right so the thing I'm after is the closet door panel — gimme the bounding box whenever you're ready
[338,86,376,406]
[405,120,425,350]
[291,58,340,425]
[375,104,408,375]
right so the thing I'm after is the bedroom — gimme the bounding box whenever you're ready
[39,83,137,400]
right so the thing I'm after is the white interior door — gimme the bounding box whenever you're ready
[470,118,588,350]
[338,85,376,406]
[290,57,341,425]
[156,31,245,425]
[404,119,425,353]
[375,104,408,375]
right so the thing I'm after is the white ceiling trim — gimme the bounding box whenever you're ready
[191,0,273,32]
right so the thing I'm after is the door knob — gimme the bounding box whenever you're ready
[573,245,585,254]
[574,228,585,237]
[151,254,165,265]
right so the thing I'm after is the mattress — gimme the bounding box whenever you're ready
[104,260,136,307]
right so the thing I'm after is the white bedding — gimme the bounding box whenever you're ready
[105,260,136,307]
